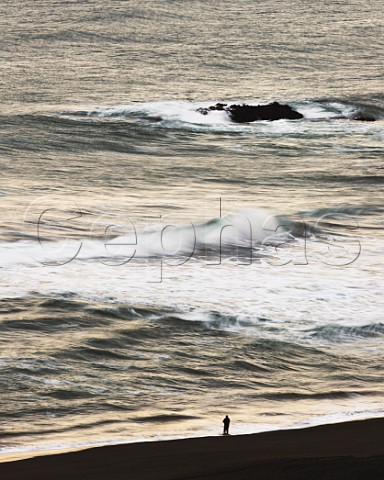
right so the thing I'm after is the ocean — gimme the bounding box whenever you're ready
[1,0,383,458]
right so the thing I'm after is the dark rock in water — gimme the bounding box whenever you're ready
[197,101,303,122]
[227,102,304,122]
[197,103,228,115]
[351,114,376,122]
[141,115,163,122]
[334,112,376,122]
[209,102,227,111]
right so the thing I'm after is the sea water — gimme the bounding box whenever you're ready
[0,0,383,457]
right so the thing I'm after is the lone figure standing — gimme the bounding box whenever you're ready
[223,415,230,435]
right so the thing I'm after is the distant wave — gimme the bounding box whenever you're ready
[2,98,381,159]
[2,294,384,347]
[56,98,384,134]
[256,390,383,401]
[0,204,374,266]
[298,205,384,219]
[0,207,294,265]
[132,414,200,423]
[307,322,384,342]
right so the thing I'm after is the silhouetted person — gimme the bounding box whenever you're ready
[223,415,230,435]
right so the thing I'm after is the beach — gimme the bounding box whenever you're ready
[1,418,383,479]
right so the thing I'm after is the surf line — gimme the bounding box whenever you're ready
[24,198,362,280]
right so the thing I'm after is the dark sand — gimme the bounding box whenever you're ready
[1,418,383,479]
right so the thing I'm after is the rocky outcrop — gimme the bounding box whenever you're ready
[197,102,304,122]
[350,114,376,122]
[196,102,377,123]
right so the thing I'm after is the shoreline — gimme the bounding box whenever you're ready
[1,417,383,479]
[1,412,380,463]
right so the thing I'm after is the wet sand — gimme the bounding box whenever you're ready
[1,418,383,479]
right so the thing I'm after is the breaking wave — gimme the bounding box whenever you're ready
[57,98,384,133]
[307,322,384,342]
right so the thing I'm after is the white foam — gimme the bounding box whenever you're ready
[0,208,287,267]
[82,100,231,126]
[57,99,384,138]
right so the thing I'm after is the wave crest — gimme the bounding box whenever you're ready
[58,98,383,131]
[308,322,384,342]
